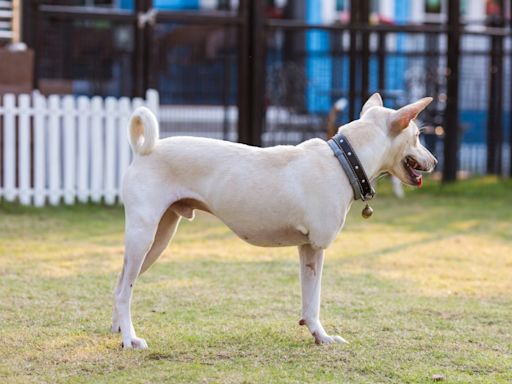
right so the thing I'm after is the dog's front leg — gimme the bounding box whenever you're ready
[298,244,347,345]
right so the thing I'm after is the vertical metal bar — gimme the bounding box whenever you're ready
[486,0,504,175]
[494,34,504,175]
[250,0,265,146]
[237,0,264,146]
[134,0,151,97]
[360,0,370,102]
[443,0,460,182]
[21,0,32,46]
[486,45,496,174]
[377,31,386,95]
[237,0,250,144]
[222,23,231,141]
[510,1,512,176]
[32,0,40,90]
[143,0,153,93]
[133,0,142,97]
[348,0,359,120]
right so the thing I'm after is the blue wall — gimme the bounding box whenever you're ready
[459,111,509,143]
[388,0,410,91]
[305,0,332,113]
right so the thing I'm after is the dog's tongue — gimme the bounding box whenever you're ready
[416,175,423,187]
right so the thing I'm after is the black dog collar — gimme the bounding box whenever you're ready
[327,132,376,202]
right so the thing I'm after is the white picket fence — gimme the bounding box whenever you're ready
[0,89,158,206]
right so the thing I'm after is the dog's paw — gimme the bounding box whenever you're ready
[312,332,348,345]
[111,323,121,333]
[300,319,349,345]
[122,337,148,350]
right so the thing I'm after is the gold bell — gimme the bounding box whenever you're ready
[361,203,373,219]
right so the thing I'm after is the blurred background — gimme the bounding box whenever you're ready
[0,0,511,206]
[1,4,511,381]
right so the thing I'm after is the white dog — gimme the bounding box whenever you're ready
[112,93,437,349]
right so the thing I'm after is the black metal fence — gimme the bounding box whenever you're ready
[29,0,512,181]
[149,19,239,140]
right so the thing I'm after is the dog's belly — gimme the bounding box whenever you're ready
[170,198,309,247]
[211,202,311,247]
[227,224,309,247]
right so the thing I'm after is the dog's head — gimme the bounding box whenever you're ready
[354,93,438,187]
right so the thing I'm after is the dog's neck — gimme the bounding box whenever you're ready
[338,121,390,182]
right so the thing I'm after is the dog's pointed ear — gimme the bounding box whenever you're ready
[360,93,383,117]
[389,97,433,133]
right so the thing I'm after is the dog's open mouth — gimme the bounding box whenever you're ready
[403,156,426,187]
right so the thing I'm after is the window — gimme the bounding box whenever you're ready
[336,0,349,12]
[218,0,230,10]
[460,0,468,15]
[370,0,379,14]
[486,0,502,17]
[425,0,468,16]
[425,0,441,14]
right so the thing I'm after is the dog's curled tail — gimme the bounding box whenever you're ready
[128,106,159,156]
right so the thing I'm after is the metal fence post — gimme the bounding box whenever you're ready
[238,0,250,144]
[486,0,504,175]
[32,0,40,90]
[442,0,461,182]
[360,0,370,103]
[134,0,152,98]
[348,0,359,120]
[348,0,369,119]
[510,3,512,177]
[237,0,264,146]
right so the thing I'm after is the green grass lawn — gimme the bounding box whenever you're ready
[0,178,511,383]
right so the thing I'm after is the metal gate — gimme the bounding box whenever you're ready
[29,0,512,180]
[32,0,261,145]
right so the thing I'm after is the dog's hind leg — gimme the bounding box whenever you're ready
[111,266,125,333]
[139,207,181,275]
[111,207,180,334]
[298,244,348,345]
[113,208,163,349]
